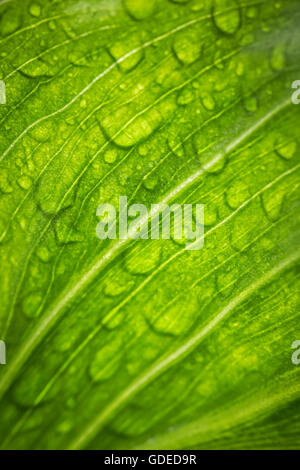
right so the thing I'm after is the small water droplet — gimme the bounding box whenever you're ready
[18,175,32,190]
[0,170,13,194]
[244,95,258,113]
[177,87,194,105]
[89,337,123,383]
[36,246,51,262]
[275,135,297,160]
[104,148,118,164]
[143,173,159,190]
[29,3,41,17]
[125,241,161,274]
[270,44,286,71]
[201,94,215,111]
[23,293,42,318]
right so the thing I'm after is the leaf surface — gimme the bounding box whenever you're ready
[0,0,300,450]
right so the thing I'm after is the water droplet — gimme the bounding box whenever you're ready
[244,95,258,113]
[29,3,41,17]
[0,170,13,193]
[104,148,118,164]
[100,98,175,148]
[49,21,56,31]
[55,213,83,245]
[261,184,286,222]
[226,181,250,209]
[104,277,134,297]
[270,44,286,71]
[108,34,144,72]
[246,6,258,19]
[173,31,201,65]
[202,94,215,111]
[235,61,244,77]
[217,265,239,297]
[124,0,156,20]
[23,293,42,318]
[177,87,194,105]
[57,420,72,434]
[36,246,51,262]
[168,134,184,157]
[18,175,32,190]
[143,173,159,190]
[21,59,52,78]
[204,205,218,226]
[275,135,297,160]
[0,8,21,36]
[213,0,241,35]
[89,337,123,383]
[149,294,198,336]
[125,241,161,274]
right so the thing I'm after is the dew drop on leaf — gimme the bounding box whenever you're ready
[124,0,156,20]
[18,175,32,190]
[213,0,241,35]
[0,8,21,36]
[173,32,202,65]
[225,181,250,210]
[270,44,286,71]
[36,246,51,263]
[125,241,162,274]
[89,337,123,383]
[108,35,144,72]
[22,293,42,318]
[244,95,258,113]
[261,184,286,222]
[29,3,41,17]
[104,148,118,164]
[143,173,159,190]
[275,135,297,160]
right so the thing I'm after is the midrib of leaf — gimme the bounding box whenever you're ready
[67,250,300,450]
[0,97,293,402]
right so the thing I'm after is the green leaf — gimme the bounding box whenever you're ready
[0,0,300,450]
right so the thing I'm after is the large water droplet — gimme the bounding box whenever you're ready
[108,34,144,72]
[213,0,241,35]
[0,8,21,36]
[124,0,156,20]
[173,31,202,65]
[261,184,286,222]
